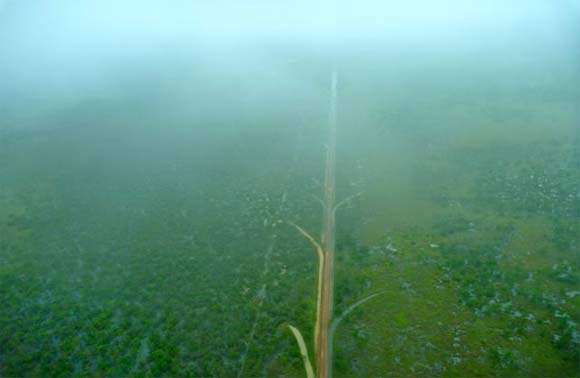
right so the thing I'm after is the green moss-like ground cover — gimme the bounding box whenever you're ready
[333,136,579,377]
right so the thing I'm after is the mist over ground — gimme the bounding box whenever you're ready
[0,1,579,377]
[1,0,578,133]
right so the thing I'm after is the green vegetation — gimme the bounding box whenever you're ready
[332,138,580,377]
[1,46,579,377]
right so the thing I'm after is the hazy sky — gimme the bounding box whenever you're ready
[1,0,576,52]
[1,0,578,118]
